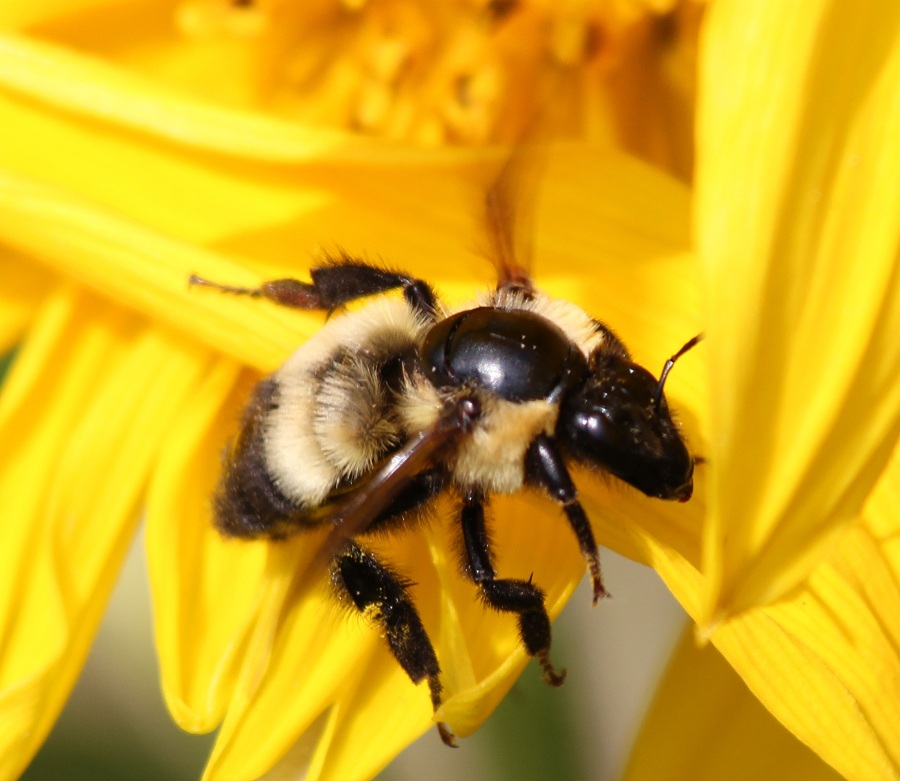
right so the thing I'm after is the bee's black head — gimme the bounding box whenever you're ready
[558,348,695,502]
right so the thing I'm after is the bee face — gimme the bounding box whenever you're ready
[558,354,694,501]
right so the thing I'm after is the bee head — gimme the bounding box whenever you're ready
[558,336,700,502]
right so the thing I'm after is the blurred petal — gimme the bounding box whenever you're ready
[0,0,113,29]
[3,1,702,174]
[0,285,213,775]
[623,628,842,781]
[0,255,49,353]
[597,0,704,180]
[0,35,354,251]
[697,0,900,620]
[0,31,360,161]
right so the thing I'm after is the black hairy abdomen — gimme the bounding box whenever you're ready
[215,379,301,538]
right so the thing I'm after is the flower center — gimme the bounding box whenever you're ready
[175,0,617,144]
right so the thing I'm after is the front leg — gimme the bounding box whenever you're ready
[459,489,566,686]
[191,256,440,319]
[525,434,608,604]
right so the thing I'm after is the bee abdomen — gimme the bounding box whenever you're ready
[215,379,308,539]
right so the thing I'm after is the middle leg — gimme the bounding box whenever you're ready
[459,489,566,686]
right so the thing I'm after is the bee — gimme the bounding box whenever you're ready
[191,160,699,748]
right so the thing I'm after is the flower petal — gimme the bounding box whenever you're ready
[696,0,900,621]
[0,36,345,253]
[202,491,585,781]
[0,31,360,161]
[0,284,214,776]
[0,254,50,353]
[201,538,381,781]
[623,627,843,781]
[0,170,311,371]
[0,1,112,30]
[710,435,900,781]
[146,363,273,733]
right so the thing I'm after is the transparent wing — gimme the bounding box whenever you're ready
[484,67,581,292]
[484,142,542,292]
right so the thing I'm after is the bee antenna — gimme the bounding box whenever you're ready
[654,333,703,408]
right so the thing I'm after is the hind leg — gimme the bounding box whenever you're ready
[333,542,455,746]
[458,489,566,686]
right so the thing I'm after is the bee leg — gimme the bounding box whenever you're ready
[525,434,608,605]
[460,490,566,687]
[333,542,456,747]
[307,261,440,318]
[191,259,440,319]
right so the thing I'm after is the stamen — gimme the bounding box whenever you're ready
[176,2,691,148]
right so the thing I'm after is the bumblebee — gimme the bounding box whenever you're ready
[192,247,698,746]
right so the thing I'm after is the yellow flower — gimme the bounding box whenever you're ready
[631,2,900,779]
[689,4,900,778]
[0,2,898,781]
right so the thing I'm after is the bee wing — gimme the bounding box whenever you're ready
[485,70,580,292]
[484,142,544,292]
[302,405,467,581]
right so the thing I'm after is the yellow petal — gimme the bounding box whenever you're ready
[309,643,433,781]
[0,1,112,29]
[2,1,703,172]
[0,170,311,371]
[623,628,843,781]
[0,35,347,248]
[146,363,272,732]
[697,0,900,621]
[0,255,50,353]
[0,284,213,775]
[201,539,381,781]
[709,434,900,781]
[202,491,584,781]
[434,493,585,737]
[0,31,361,161]
[583,479,706,619]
